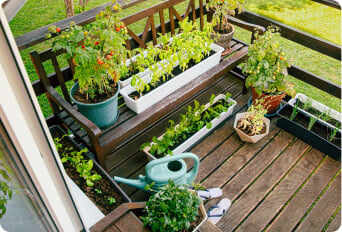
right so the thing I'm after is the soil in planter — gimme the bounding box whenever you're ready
[52,131,125,215]
[280,106,341,148]
[236,119,267,136]
[296,100,341,129]
[73,81,118,104]
[129,50,216,100]
[153,99,234,158]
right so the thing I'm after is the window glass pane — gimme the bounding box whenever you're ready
[0,123,57,232]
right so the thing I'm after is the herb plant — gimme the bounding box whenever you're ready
[141,180,203,232]
[0,151,13,219]
[54,137,102,187]
[141,93,234,157]
[237,99,268,136]
[243,26,295,97]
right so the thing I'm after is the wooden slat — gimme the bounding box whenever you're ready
[115,210,148,232]
[266,156,341,232]
[217,131,295,202]
[111,151,148,178]
[149,15,158,45]
[219,139,311,231]
[235,10,341,60]
[51,57,72,103]
[198,220,223,232]
[288,65,341,98]
[326,208,341,232]
[200,120,281,188]
[296,172,341,232]
[169,7,176,36]
[141,17,152,44]
[194,133,242,182]
[15,0,148,50]
[236,148,324,232]
[159,10,166,35]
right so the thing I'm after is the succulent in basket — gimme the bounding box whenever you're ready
[141,180,205,232]
[234,99,270,143]
[47,1,129,103]
[237,99,268,136]
[242,26,295,114]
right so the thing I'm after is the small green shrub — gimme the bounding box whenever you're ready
[141,180,202,232]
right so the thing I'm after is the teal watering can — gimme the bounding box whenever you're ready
[113,153,200,191]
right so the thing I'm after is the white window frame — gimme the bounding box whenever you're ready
[0,6,88,232]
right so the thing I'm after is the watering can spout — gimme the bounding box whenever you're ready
[113,175,147,191]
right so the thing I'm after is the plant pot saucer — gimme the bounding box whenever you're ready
[247,97,281,118]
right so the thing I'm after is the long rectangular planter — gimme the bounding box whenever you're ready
[120,43,224,114]
[143,94,236,160]
[276,104,341,161]
[49,126,131,211]
[288,93,341,132]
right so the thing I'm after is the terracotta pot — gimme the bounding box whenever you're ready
[252,87,286,114]
[210,24,235,52]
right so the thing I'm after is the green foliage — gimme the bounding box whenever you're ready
[131,19,214,97]
[48,1,129,101]
[141,93,234,157]
[206,0,245,32]
[141,180,202,232]
[54,137,102,187]
[243,26,295,97]
[237,98,268,135]
[0,151,13,219]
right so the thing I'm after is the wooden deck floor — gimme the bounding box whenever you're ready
[108,73,341,232]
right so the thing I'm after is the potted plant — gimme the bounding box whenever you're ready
[50,125,131,215]
[242,26,295,114]
[120,20,224,114]
[48,2,129,128]
[142,93,236,159]
[206,0,245,55]
[277,103,341,161]
[141,180,207,232]
[234,99,270,143]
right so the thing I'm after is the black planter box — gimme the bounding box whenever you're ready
[49,125,131,206]
[277,104,341,161]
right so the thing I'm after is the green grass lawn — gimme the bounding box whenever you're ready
[9,0,341,116]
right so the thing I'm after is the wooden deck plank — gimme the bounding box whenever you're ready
[265,156,341,232]
[200,119,280,188]
[218,130,295,202]
[115,211,147,232]
[110,151,148,178]
[296,172,341,232]
[326,208,341,232]
[194,132,242,182]
[236,148,325,232]
[219,138,311,231]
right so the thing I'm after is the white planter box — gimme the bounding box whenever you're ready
[120,43,224,114]
[234,113,270,143]
[144,94,236,160]
[288,93,341,132]
[119,51,151,88]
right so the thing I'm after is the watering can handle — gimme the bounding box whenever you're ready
[146,152,200,183]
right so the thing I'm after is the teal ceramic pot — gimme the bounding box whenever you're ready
[70,82,120,128]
